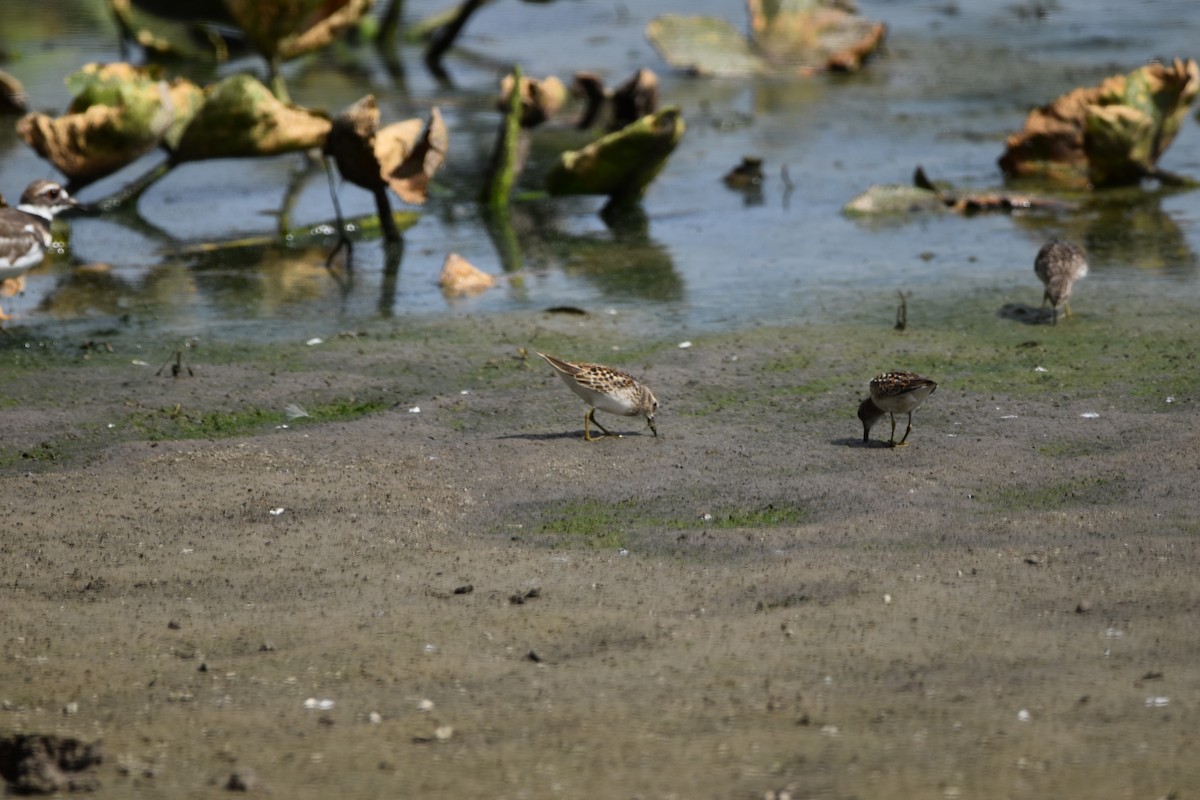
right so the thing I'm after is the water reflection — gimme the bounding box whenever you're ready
[1012,188,1199,275]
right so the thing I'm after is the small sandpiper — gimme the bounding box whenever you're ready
[1034,239,1087,324]
[538,352,658,441]
[0,180,80,317]
[858,371,938,447]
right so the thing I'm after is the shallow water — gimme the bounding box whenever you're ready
[1,0,1199,343]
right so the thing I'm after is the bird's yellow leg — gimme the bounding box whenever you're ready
[887,413,898,447]
[896,413,914,447]
[1062,300,1073,319]
[584,409,612,441]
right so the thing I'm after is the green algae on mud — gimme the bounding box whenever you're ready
[0,286,1196,474]
[523,498,809,551]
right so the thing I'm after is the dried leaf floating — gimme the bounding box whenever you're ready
[644,15,763,78]
[438,252,495,296]
[999,59,1200,188]
[378,107,448,206]
[498,74,567,129]
[844,167,1072,217]
[646,0,885,78]
[222,0,371,60]
[324,97,447,205]
[747,0,885,74]
[172,74,331,162]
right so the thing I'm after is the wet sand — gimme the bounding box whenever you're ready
[1,303,1199,798]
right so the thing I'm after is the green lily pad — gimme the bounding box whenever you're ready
[16,63,203,186]
[546,107,685,202]
[644,15,763,78]
[646,1,885,78]
[172,74,331,162]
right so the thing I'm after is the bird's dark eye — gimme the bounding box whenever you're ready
[47,187,60,199]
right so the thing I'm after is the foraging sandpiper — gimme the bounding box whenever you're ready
[858,371,938,447]
[1034,239,1088,324]
[538,352,658,441]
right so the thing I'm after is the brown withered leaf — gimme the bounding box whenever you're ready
[999,59,1200,188]
[18,106,151,184]
[748,0,885,74]
[498,73,566,128]
[378,106,448,205]
[325,99,448,205]
[221,0,371,61]
[17,63,203,185]
[647,0,884,78]
[438,252,495,296]
[1,69,28,114]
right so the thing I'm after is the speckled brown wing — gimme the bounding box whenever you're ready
[573,363,639,395]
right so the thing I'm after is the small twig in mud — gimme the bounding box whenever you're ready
[895,291,911,331]
[156,339,197,378]
[781,164,794,208]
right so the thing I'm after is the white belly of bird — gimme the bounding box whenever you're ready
[560,375,637,416]
[875,385,934,414]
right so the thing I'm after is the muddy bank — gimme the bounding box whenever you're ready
[1,298,1198,798]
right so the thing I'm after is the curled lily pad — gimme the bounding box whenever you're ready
[546,106,685,202]
[1,69,28,114]
[377,107,447,205]
[747,0,885,74]
[16,63,202,186]
[325,96,448,205]
[172,74,331,162]
[999,59,1200,188]
[108,0,239,60]
[845,167,1073,217]
[646,0,884,78]
[222,0,371,61]
[498,73,566,128]
[644,16,762,78]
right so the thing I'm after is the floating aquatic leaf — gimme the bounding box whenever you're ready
[845,167,1072,217]
[172,74,331,162]
[644,15,763,78]
[999,59,1200,188]
[438,252,496,296]
[325,97,447,205]
[747,0,886,74]
[222,0,371,62]
[378,107,448,205]
[546,107,685,202]
[17,63,203,186]
[108,0,240,60]
[646,0,885,78]
[498,73,567,128]
[843,184,944,217]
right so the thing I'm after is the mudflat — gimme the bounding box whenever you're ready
[1,301,1197,798]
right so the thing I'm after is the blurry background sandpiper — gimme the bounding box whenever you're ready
[1034,239,1088,324]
